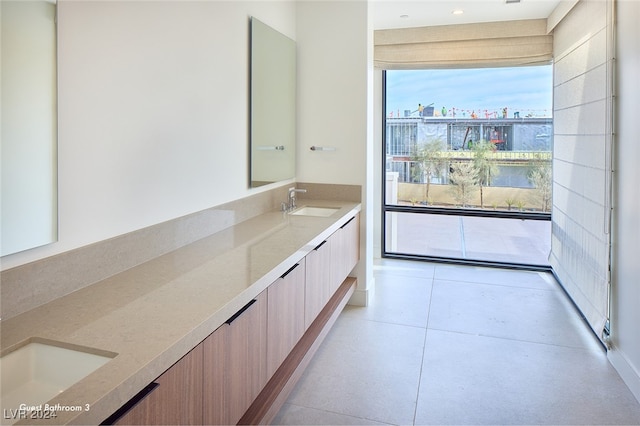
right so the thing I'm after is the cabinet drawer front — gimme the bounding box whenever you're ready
[203,291,268,425]
[110,346,204,425]
[305,239,332,329]
[267,259,306,377]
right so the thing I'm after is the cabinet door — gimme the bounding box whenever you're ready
[267,259,306,378]
[305,239,332,329]
[344,213,360,275]
[203,291,268,425]
[330,214,360,293]
[113,344,203,425]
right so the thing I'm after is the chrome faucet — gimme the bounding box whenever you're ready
[287,187,307,211]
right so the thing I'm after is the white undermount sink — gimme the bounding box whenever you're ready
[290,206,339,217]
[0,339,115,423]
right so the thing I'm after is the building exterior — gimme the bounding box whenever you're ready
[386,116,552,187]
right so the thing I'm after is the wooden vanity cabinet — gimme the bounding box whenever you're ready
[107,212,360,426]
[267,259,306,378]
[203,291,268,426]
[111,344,203,425]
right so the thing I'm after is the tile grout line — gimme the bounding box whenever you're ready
[281,402,393,425]
[433,276,561,292]
[412,266,437,425]
[425,326,603,353]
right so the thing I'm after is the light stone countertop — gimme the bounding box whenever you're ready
[0,200,361,425]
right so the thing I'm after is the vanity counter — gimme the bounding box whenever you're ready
[0,200,361,425]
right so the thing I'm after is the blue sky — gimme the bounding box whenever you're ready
[386,65,553,118]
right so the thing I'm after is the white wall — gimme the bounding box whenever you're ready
[373,69,383,258]
[296,1,373,305]
[609,0,640,402]
[550,0,611,339]
[1,1,296,270]
[296,3,367,186]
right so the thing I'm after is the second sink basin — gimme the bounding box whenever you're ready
[1,339,116,423]
[290,206,339,217]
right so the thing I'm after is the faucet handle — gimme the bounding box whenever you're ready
[288,187,307,197]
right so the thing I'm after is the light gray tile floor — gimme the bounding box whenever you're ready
[273,259,640,425]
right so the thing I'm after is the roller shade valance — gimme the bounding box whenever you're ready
[375,19,553,69]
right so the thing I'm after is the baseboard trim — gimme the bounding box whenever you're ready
[347,284,370,307]
[239,277,357,424]
[608,347,640,404]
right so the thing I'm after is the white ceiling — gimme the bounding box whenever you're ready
[370,0,562,30]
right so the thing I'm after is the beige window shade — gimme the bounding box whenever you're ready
[375,19,553,69]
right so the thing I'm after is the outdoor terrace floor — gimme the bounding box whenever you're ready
[386,211,551,267]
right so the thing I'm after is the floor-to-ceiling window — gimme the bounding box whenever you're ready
[382,66,553,270]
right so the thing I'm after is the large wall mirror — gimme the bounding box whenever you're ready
[249,17,296,188]
[1,0,58,256]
